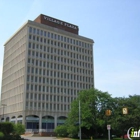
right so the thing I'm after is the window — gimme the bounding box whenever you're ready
[42,103,44,109]
[27,67,30,73]
[37,29,39,35]
[30,93,33,99]
[67,38,69,43]
[58,35,60,40]
[39,94,41,100]
[35,94,37,100]
[41,30,43,36]
[33,28,36,34]
[51,33,53,38]
[29,35,32,39]
[29,27,32,33]
[48,32,50,38]
[64,37,66,42]
[26,93,29,99]
[46,103,48,109]
[54,34,57,39]
[38,103,40,108]
[61,36,63,41]
[44,31,46,36]
[26,84,29,90]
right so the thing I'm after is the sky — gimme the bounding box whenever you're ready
[0,0,140,98]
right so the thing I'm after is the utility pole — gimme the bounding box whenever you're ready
[1,104,7,121]
[79,100,81,140]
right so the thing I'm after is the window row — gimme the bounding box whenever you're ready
[26,84,92,93]
[28,42,92,55]
[29,27,92,48]
[28,48,92,62]
[28,58,93,68]
[27,74,93,83]
[26,93,76,102]
[26,102,70,111]
[27,66,93,76]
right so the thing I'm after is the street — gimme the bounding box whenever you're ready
[21,135,59,140]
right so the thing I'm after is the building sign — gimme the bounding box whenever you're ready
[34,14,79,34]
[44,16,77,30]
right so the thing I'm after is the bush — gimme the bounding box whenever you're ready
[67,125,78,138]
[0,122,25,140]
[0,131,4,138]
[54,125,68,137]
[13,123,25,135]
[0,134,24,140]
[0,122,14,135]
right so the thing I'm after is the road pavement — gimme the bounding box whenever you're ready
[21,135,59,140]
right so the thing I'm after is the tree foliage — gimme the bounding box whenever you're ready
[66,89,140,138]
[0,122,25,140]
[54,88,140,138]
[13,123,25,135]
[0,122,14,135]
[66,88,113,138]
[54,125,68,137]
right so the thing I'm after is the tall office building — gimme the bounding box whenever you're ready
[0,14,94,134]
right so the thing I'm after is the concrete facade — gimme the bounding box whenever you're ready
[0,14,94,133]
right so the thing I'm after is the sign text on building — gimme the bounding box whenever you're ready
[44,16,77,30]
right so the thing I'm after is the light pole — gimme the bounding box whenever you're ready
[105,109,111,140]
[46,120,48,132]
[1,104,7,121]
[79,100,81,140]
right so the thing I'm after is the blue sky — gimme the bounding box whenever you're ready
[0,0,140,97]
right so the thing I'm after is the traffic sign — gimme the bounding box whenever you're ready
[107,125,111,130]
[122,107,128,114]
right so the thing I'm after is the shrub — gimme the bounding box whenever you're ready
[0,122,25,140]
[0,131,4,138]
[0,122,14,135]
[1,135,24,140]
[67,125,78,138]
[54,125,68,137]
[13,123,25,135]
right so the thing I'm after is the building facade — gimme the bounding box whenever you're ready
[0,14,94,133]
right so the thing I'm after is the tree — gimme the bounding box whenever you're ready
[66,88,113,138]
[109,95,140,137]
[62,88,140,138]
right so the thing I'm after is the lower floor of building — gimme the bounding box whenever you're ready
[0,110,67,133]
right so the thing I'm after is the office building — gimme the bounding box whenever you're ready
[0,14,94,134]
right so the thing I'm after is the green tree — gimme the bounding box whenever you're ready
[109,95,140,138]
[66,88,113,138]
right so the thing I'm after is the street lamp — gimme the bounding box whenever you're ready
[79,100,81,140]
[46,120,48,132]
[1,104,7,121]
[105,109,111,140]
